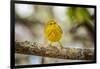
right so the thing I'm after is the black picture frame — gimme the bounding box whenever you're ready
[10,0,97,69]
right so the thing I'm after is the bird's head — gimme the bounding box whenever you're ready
[47,19,57,26]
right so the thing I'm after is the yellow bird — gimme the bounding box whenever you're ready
[44,19,63,48]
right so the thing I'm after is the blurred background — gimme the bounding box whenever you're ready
[15,3,95,65]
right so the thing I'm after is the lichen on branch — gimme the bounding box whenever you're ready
[15,41,94,60]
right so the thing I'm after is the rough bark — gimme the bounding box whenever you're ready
[15,41,94,60]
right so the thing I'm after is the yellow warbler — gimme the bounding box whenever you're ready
[44,19,63,48]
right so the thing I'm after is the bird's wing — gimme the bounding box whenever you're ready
[58,25,63,34]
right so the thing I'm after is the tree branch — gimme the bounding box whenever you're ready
[15,41,94,60]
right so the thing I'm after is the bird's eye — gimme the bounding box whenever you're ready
[52,22,56,24]
[50,23,52,25]
[47,20,56,25]
[53,22,56,24]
